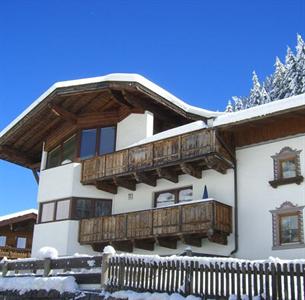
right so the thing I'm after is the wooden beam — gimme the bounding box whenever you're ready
[48,103,77,124]
[156,168,179,183]
[0,145,36,168]
[181,234,202,247]
[207,230,228,245]
[157,237,178,249]
[180,162,202,179]
[133,172,156,187]
[134,239,155,251]
[112,240,133,252]
[96,181,117,194]
[32,169,39,184]
[77,111,119,128]
[113,177,136,191]
[110,89,134,108]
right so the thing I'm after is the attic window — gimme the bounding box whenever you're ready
[269,147,303,188]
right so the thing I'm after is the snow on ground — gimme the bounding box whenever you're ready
[104,290,201,300]
[0,276,78,295]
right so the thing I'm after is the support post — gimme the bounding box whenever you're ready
[101,252,112,290]
[43,258,51,277]
[2,261,8,277]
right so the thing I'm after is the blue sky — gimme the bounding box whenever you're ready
[0,0,304,215]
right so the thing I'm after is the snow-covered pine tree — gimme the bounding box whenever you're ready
[232,96,244,111]
[248,71,269,106]
[282,47,298,98]
[270,57,286,100]
[225,100,233,112]
[295,34,305,94]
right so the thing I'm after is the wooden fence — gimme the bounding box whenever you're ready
[107,255,305,300]
[0,253,304,299]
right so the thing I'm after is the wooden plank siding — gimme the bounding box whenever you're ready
[79,200,232,251]
[81,128,234,191]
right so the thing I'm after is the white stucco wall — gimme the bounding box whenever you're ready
[115,111,154,150]
[37,163,114,203]
[236,135,305,259]
[31,221,98,257]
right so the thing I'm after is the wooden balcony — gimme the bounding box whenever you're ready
[81,128,234,193]
[0,246,31,259]
[79,200,232,252]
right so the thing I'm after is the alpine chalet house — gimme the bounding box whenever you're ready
[0,209,37,259]
[0,74,304,260]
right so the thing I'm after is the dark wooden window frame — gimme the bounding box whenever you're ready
[79,126,117,160]
[154,186,193,208]
[46,126,117,169]
[270,201,305,250]
[269,147,303,188]
[38,197,112,224]
[46,134,77,169]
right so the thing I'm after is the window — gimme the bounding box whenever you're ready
[99,127,116,155]
[40,202,55,223]
[55,199,70,220]
[47,134,76,168]
[155,186,193,208]
[0,236,6,247]
[39,198,112,223]
[270,201,304,250]
[279,214,299,244]
[80,129,97,159]
[16,237,27,249]
[80,127,116,159]
[74,198,112,219]
[269,147,303,188]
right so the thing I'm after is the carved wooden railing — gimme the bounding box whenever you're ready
[0,246,31,259]
[81,128,233,184]
[79,200,232,251]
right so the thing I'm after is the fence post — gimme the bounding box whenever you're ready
[43,258,51,277]
[101,252,112,290]
[184,260,191,295]
[118,257,125,289]
[2,261,8,277]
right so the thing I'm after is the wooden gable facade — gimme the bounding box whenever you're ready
[0,211,37,259]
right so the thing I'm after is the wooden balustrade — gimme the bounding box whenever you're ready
[81,129,234,193]
[79,200,232,252]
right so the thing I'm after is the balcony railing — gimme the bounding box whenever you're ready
[81,128,234,193]
[79,199,232,252]
[0,246,31,259]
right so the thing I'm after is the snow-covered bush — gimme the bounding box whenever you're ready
[36,246,58,259]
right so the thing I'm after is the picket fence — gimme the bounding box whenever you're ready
[107,255,305,300]
[0,253,304,299]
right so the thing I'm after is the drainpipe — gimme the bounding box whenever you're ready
[214,132,238,256]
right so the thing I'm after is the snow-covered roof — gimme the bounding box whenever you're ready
[0,73,221,139]
[213,93,305,127]
[0,209,37,223]
[125,120,207,148]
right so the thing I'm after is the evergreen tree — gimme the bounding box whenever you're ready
[270,57,286,100]
[295,34,305,94]
[248,71,269,106]
[232,96,244,111]
[225,100,233,112]
[223,34,305,112]
[282,47,297,98]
